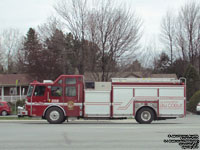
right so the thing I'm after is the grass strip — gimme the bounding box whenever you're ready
[0,116,41,120]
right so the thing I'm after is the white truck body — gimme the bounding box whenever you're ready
[84,78,186,119]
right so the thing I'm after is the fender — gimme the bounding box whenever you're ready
[43,105,67,117]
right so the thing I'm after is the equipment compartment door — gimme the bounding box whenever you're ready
[84,91,110,117]
[159,87,185,116]
[113,87,133,117]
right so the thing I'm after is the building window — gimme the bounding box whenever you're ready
[65,86,76,97]
[66,78,76,85]
[10,87,17,95]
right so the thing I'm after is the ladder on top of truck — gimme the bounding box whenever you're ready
[112,77,186,84]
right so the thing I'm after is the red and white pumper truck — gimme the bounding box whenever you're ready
[18,75,186,124]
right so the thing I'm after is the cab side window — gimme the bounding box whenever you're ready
[65,78,77,97]
[66,78,76,84]
[34,86,46,96]
[58,79,62,85]
[66,86,76,97]
[51,86,62,97]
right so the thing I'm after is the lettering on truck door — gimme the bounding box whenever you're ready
[159,87,185,116]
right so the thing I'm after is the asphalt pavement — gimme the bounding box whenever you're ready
[0,114,199,150]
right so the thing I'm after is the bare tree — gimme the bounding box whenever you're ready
[87,1,142,81]
[140,38,159,69]
[54,0,87,39]
[54,0,142,81]
[175,19,188,61]
[0,39,5,72]
[37,16,63,42]
[176,1,200,65]
[54,0,88,74]
[160,11,176,65]
[0,28,23,73]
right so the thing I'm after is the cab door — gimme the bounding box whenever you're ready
[63,77,80,116]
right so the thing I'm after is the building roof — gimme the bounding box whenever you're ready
[84,72,178,81]
[0,74,33,86]
[114,72,143,78]
[84,72,143,81]
[151,74,177,79]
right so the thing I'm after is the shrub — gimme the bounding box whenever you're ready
[187,90,200,113]
[16,99,25,107]
[8,99,26,114]
[7,102,15,114]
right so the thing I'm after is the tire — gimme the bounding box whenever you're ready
[45,107,64,124]
[135,116,139,123]
[62,117,66,123]
[1,110,8,116]
[136,107,154,124]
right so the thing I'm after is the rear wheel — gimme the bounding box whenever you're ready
[136,107,154,124]
[1,110,8,116]
[135,116,139,123]
[46,107,64,124]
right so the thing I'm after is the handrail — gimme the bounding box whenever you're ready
[112,78,181,83]
[179,77,186,85]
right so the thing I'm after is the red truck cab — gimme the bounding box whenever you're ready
[0,101,11,116]
[19,75,84,123]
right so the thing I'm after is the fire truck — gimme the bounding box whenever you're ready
[18,75,186,124]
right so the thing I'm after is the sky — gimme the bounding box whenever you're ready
[0,0,193,50]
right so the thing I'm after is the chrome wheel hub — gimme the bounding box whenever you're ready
[141,111,151,121]
[49,111,60,121]
[2,111,7,116]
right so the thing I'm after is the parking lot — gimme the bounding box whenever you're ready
[0,114,199,150]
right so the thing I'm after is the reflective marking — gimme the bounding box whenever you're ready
[26,102,82,106]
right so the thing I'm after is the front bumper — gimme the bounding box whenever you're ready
[196,105,200,112]
[17,106,28,117]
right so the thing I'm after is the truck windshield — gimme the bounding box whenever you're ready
[27,85,34,97]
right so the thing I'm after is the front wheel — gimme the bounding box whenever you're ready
[46,107,64,124]
[136,107,154,124]
[1,110,8,116]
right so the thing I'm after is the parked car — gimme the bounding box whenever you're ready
[0,101,11,116]
[196,102,200,114]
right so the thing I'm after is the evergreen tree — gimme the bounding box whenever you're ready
[183,64,200,101]
[64,33,76,74]
[22,28,44,80]
[153,52,171,73]
[44,29,70,79]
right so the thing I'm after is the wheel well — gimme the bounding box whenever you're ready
[1,110,7,113]
[135,106,157,120]
[42,105,66,119]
